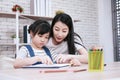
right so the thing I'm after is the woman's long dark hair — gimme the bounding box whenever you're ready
[50,13,75,55]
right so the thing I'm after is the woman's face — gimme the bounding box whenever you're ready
[53,21,69,44]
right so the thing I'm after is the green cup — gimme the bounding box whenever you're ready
[88,49,104,71]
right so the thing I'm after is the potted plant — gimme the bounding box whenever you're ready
[11,34,20,44]
[12,4,23,13]
[55,10,64,15]
[11,34,16,39]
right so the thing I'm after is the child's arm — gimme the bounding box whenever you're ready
[13,56,41,68]
[14,55,53,68]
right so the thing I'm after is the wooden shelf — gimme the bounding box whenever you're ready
[74,20,81,22]
[0,12,16,18]
[0,43,29,46]
[0,43,15,46]
[21,14,53,20]
[0,12,80,22]
[19,43,30,46]
[0,12,53,20]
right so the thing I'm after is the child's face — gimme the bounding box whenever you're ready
[32,32,50,49]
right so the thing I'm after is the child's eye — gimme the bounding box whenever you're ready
[45,35,49,39]
[45,36,49,39]
[38,34,42,37]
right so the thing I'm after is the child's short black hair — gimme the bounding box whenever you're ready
[28,20,51,36]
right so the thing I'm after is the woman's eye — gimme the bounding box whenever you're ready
[55,29,59,31]
[63,31,67,33]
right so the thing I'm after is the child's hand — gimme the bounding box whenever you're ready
[38,56,53,64]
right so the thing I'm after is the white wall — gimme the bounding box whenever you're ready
[51,0,99,49]
[0,0,99,57]
[98,0,114,63]
[0,0,115,63]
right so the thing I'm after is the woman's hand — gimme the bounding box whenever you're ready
[56,54,72,63]
[70,58,81,66]
[56,54,82,66]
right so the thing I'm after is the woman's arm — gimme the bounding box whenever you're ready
[72,48,88,64]
[61,48,88,64]
[56,47,88,65]
[73,33,88,63]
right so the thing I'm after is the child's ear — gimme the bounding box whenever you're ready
[30,31,34,38]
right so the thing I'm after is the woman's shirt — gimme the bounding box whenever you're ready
[16,46,46,59]
[46,35,84,61]
[46,38,68,61]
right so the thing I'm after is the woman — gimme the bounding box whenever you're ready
[46,13,88,66]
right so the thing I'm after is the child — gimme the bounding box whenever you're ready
[14,20,53,68]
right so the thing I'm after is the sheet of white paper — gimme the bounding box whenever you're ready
[22,63,71,68]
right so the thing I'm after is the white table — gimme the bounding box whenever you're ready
[0,61,120,80]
